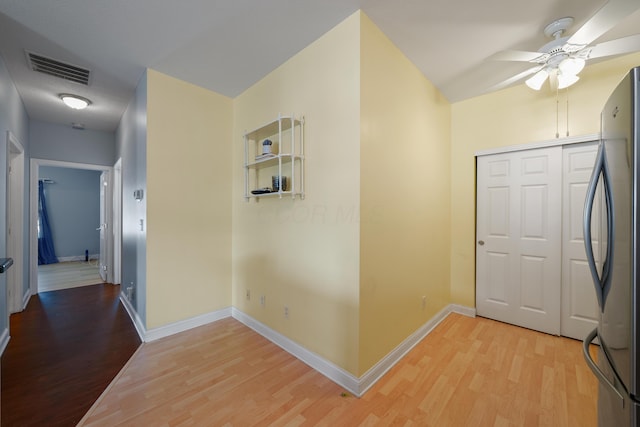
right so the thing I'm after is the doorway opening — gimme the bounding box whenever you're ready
[29,159,116,296]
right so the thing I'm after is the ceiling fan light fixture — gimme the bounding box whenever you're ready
[525,69,549,90]
[558,73,580,89]
[558,57,585,76]
[59,94,91,110]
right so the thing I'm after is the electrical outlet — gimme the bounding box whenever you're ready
[421,296,427,310]
[246,290,251,301]
[260,295,266,306]
[284,306,289,319]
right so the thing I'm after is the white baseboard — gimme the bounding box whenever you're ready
[119,293,147,342]
[117,301,476,397]
[233,304,476,396]
[357,304,476,395]
[231,308,361,396]
[58,254,99,262]
[0,327,9,356]
[451,304,476,318]
[118,293,233,343]
[144,307,232,342]
[22,289,31,311]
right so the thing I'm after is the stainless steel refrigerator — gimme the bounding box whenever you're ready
[583,66,640,427]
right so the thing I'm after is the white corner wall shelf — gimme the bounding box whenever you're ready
[244,114,305,201]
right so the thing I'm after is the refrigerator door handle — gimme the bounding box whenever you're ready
[583,143,616,311]
[582,328,624,408]
[599,146,615,306]
[583,144,606,309]
[583,328,625,408]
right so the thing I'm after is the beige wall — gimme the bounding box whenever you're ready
[140,11,640,380]
[232,13,362,374]
[450,53,640,307]
[146,69,233,329]
[359,13,452,375]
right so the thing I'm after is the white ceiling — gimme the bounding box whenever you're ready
[0,0,639,132]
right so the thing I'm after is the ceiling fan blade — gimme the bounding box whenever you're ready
[486,66,543,92]
[567,0,640,47]
[588,34,640,58]
[489,50,544,62]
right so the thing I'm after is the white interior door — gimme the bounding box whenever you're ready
[7,132,24,313]
[561,143,601,340]
[112,159,122,285]
[476,147,562,335]
[99,171,110,283]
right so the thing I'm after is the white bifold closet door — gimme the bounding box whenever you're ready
[476,143,600,339]
[476,147,563,335]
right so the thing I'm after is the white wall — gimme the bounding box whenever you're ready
[116,71,148,326]
[0,54,29,347]
[30,120,115,166]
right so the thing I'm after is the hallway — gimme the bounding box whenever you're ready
[38,260,104,292]
[1,284,140,426]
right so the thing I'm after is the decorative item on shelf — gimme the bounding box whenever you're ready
[255,139,276,161]
[262,139,273,154]
[251,188,273,195]
[255,152,276,161]
[272,175,287,192]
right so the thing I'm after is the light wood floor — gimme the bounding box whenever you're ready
[38,260,104,292]
[79,313,597,426]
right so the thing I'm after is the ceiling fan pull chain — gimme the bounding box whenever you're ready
[566,87,570,137]
[556,87,560,138]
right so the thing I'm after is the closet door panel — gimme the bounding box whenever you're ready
[520,255,545,312]
[476,147,562,335]
[486,252,509,304]
[561,143,600,340]
[487,187,510,237]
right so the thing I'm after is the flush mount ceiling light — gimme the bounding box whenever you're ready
[59,94,91,110]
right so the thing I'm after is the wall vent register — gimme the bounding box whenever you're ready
[25,50,91,85]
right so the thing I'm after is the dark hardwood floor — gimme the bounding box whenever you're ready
[1,284,141,426]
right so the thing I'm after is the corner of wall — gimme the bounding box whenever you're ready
[358,10,453,375]
[116,68,148,329]
[231,11,362,376]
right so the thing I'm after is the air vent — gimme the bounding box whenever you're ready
[25,50,90,85]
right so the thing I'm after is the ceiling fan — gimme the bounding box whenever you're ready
[492,0,640,91]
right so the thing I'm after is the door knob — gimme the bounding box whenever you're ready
[478,240,485,246]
